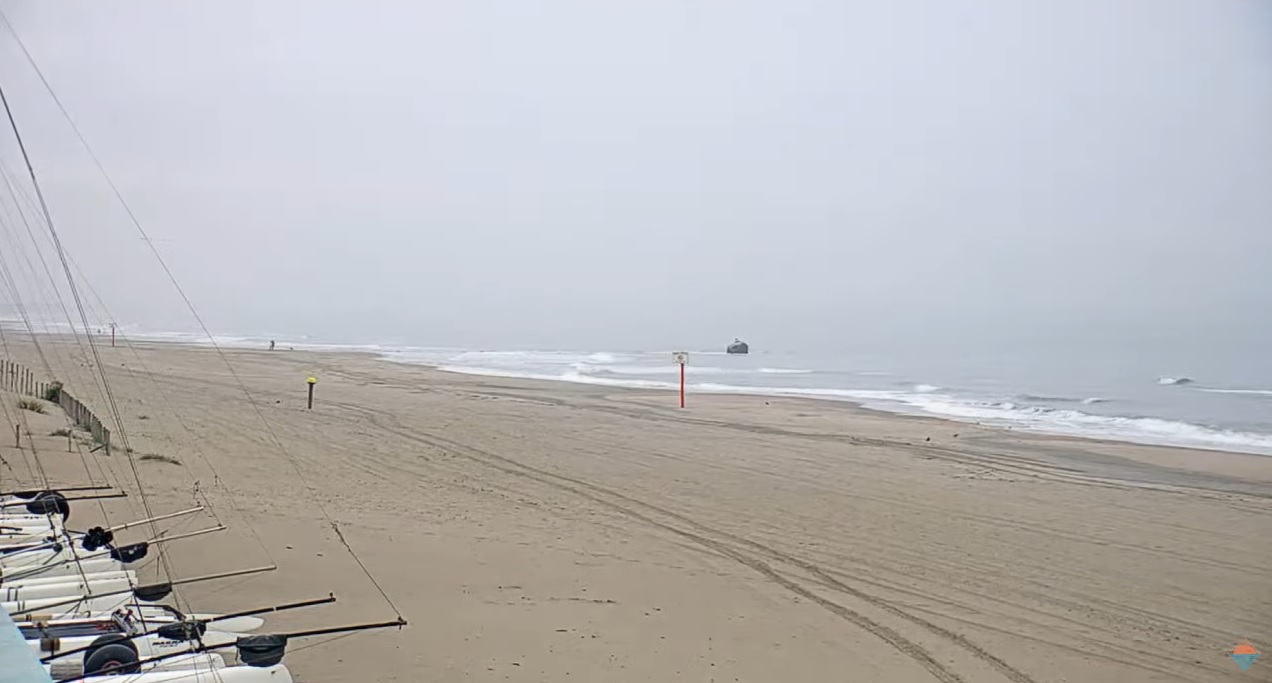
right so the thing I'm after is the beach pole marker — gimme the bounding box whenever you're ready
[306,376,317,409]
[673,352,688,408]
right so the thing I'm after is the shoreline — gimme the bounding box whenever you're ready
[18,326,1272,464]
[1,337,1269,682]
[124,339,1272,491]
[9,325,1270,458]
[126,331,1272,458]
[411,359,1272,460]
[391,360,1272,492]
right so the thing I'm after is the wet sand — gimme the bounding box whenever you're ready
[2,339,1270,682]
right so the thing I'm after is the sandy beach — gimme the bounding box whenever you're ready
[1,338,1269,682]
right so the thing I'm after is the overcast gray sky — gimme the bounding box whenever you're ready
[0,0,1268,351]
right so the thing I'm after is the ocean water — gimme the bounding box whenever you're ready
[375,345,1272,456]
[12,322,1272,456]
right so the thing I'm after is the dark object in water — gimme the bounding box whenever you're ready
[726,338,749,355]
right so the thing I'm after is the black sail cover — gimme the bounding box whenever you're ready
[156,620,206,641]
[109,542,149,563]
[81,526,115,552]
[133,582,173,602]
[237,634,288,667]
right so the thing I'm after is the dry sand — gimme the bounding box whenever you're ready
[2,338,1270,682]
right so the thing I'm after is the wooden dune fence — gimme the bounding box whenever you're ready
[0,358,111,451]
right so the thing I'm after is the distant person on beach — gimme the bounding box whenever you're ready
[269,340,276,351]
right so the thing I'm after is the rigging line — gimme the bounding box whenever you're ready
[0,157,85,371]
[0,173,66,331]
[44,251,165,524]
[45,222,272,570]
[0,198,55,379]
[0,77,177,588]
[0,325,33,484]
[0,14,401,618]
[0,248,51,489]
[0,323,37,485]
[0,268,79,429]
[0,133,120,519]
[0,15,209,536]
[0,156,118,432]
[0,98,240,593]
[0,180,88,434]
[0,167,126,519]
[0,382,48,490]
[0,319,39,485]
[0,194,53,328]
[38,261,151,526]
[1,66,201,618]
[105,327,278,569]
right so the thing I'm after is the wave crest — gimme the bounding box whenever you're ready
[1199,388,1272,397]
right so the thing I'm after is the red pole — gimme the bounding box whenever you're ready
[679,362,685,408]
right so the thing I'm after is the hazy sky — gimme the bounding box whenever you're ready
[0,0,1268,351]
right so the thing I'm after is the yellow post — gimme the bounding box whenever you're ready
[306,376,318,409]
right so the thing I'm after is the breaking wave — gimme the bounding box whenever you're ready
[412,356,1272,456]
[1018,394,1108,405]
[1199,388,1272,397]
[895,395,1272,454]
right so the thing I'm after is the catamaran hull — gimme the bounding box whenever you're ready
[2,574,133,600]
[2,569,133,589]
[31,628,241,671]
[1,547,122,569]
[3,565,127,586]
[47,652,226,679]
[4,594,163,619]
[80,664,293,683]
[16,613,264,636]
[4,594,262,632]
[0,528,65,542]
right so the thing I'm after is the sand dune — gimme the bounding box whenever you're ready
[2,339,1269,682]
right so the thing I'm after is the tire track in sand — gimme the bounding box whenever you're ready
[350,405,1037,683]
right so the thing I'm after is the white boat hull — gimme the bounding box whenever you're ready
[47,652,226,678]
[1,559,126,579]
[15,612,264,635]
[2,574,133,601]
[81,664,293,683]
[1,546,117,567]
[5,595,263,632]
[2,570,133,589]
[5,594,158,619]
[30,628,241,667]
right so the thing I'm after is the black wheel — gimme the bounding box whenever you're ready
[25,491,70,521]
[84,634,138,656]
[82,642,141,675]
